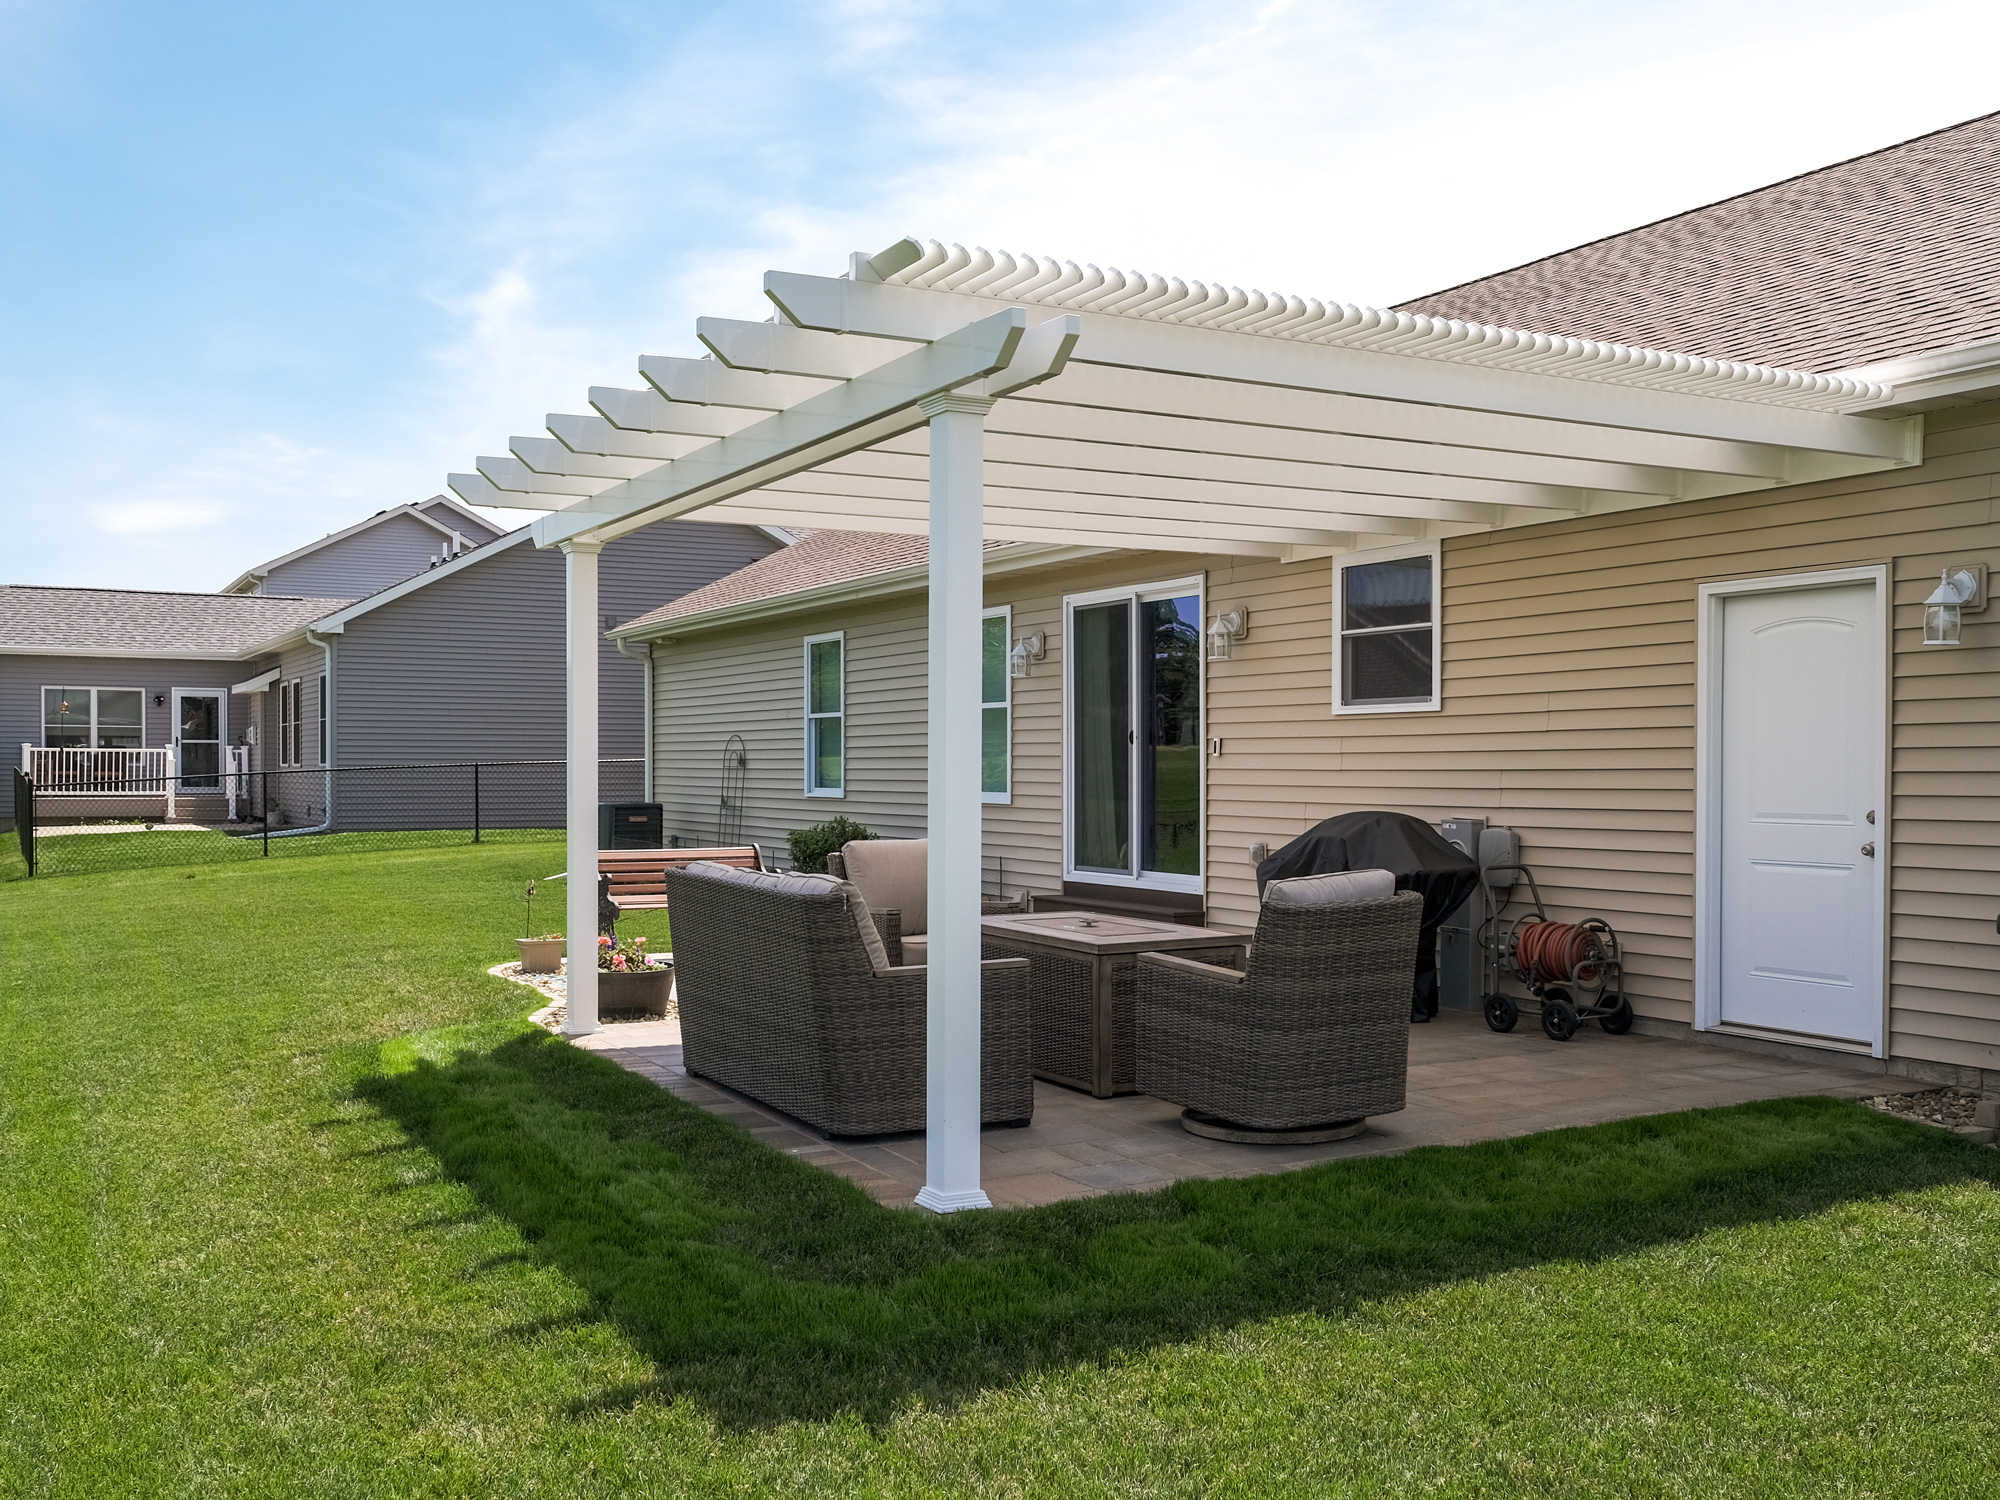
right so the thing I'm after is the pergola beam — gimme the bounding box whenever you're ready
[697,317,921,379]
[536,308,1079,547]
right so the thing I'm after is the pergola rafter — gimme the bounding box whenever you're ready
[428,236,1926,1214]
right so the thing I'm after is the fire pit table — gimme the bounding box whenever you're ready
[981,910,1248,1098]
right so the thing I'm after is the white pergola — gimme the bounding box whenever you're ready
[445,237,1916,1213]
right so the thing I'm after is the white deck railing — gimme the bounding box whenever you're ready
[21,745,174,792]
[20,745,255,821]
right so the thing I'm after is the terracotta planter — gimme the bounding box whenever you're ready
[599,965,674,1016]
[515,937,566,974]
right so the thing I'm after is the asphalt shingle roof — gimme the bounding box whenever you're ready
[1396,111,2000,372]
[621,531,931,631]
[0,586,350,657]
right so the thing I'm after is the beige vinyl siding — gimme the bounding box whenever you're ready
[646,399,2000,1078]
[1201,397,2000,1075]
[653,594,931,857]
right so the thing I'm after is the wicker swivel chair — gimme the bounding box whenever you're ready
[666,861,1033,1137]
[1135,871,1423,1142]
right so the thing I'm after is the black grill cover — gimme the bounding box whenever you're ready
[1255,812,1479,1016]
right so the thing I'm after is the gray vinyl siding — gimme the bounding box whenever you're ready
[329,521,780,823]
[261,513,459,599]
[4,652,273,822]
[646,399,2000,1081]
[263,638,332,829]
[419,501,504,546]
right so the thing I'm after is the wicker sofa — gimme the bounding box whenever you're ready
[1135,871,1424,1138]
[665,861,1033,1137]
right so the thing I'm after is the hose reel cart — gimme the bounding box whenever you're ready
[1479,860,1632,1042]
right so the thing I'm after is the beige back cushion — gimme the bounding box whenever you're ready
[1262,868,1397,908]
[682,861,890,971]
[839,838,927,936]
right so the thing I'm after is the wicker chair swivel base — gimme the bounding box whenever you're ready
[1136,878,1423,1143]
[666,862,1033,1138]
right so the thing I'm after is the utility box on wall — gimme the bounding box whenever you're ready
[598,802,664,850]
[1437,817,1486,1010]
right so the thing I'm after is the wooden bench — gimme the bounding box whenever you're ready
[600,845,765,912]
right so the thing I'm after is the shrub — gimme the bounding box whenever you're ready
[786,815,875,874]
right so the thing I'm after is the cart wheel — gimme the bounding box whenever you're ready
[1482,993,1519,1033]
[1541,997,1580,1041]
[1599,996,1634,1035]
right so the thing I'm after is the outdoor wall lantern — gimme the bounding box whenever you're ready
[1205,608,1250,662]
[1007,631,1046,679]
[1923,564,1987,646]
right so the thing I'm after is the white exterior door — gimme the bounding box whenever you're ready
[1710,577,1884,1049]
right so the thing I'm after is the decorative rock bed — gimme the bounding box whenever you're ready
[1860,1086,1998,1144]
[488,957,678,1034]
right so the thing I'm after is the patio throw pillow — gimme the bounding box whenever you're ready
[1262,868,1396,907]
[839,838,927,938]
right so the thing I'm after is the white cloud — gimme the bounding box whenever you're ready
[87,500,225,536]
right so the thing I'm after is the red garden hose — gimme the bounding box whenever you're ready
[1514,919,1605,987]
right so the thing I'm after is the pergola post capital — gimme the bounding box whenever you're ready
[918,391,997,419]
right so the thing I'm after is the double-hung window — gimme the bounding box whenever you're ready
[41,687,143,748]
[803,633,844,796]
[1065,579,1203,889]
[982,608,1010,803]
[278,679,303,766]
[1334,543,1440,713]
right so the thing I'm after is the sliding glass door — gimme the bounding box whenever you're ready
[1067,582,1202,887]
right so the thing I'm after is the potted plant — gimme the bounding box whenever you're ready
[514,880,565,974]
[597,933,673,1015]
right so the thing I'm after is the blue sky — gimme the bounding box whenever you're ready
[4,0,1998,592]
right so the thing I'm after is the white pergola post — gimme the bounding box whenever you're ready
[561,538,602,1036]
[915,392,994,1214]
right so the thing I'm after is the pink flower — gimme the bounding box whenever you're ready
[598,935,612,947]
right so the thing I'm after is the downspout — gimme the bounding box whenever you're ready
[615,636,654,805]
[267,629,337,838]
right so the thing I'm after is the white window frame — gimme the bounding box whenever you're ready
[802,631,846,798]
[316,673,328,767]
[278,679,302,767]
[1332,539,1442,716]
[1060,574,1205,895]
[982,605,1012,806]
[39,686,145,749]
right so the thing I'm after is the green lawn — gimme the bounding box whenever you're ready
[2,847,1997,1497]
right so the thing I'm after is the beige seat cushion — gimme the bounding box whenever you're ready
[1263,868,1396,908]
[839,838,928,937]
[900,933,927,967]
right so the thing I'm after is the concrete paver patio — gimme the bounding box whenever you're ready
[572,1008,1926,1210]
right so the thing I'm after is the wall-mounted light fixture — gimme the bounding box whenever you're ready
[1923,563,1987,646]
[1007,631,1046,678]
[1205,608,1250,661]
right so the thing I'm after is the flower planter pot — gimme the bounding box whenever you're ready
[598,966,674,1016]
[515,937,566,974]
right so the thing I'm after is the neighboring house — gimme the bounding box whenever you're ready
[9,501,786,829]
[0,586,351,822]
[610,111,2000,1087]
[236,517,784,829]
[219,495,505,597]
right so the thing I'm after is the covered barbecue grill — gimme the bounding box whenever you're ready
[1255,811,1480,1019]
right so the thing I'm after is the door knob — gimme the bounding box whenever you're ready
[1860,842,1876,857]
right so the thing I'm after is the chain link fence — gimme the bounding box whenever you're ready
[15,758,643,878]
